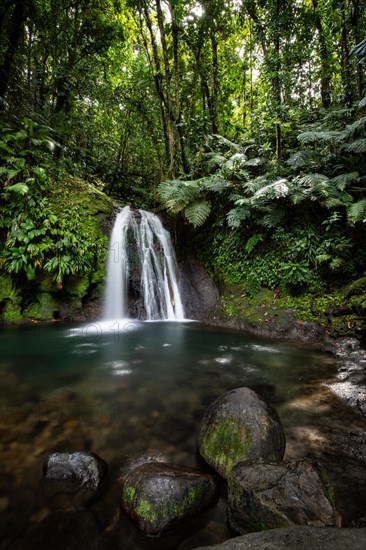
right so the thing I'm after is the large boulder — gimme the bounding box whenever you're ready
[197,388,285,479]
[228,458,337,534]
[42,451,107,506]
[120,461,218,536]
[191,526,366,550]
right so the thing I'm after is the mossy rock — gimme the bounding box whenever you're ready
[23,292,59,321]
[198,388,286,479]
[120,461,218,536]
[0,274,22,322]
[227,458,337,535]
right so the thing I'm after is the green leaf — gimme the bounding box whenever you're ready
[6,183,29,195]
[184,200,211,227]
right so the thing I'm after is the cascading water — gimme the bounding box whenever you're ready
[103,206,185,321]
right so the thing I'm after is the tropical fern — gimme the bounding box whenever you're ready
[184,200,212,227]
[201,174,230,192]
[297,130,345,145]
[157,179,201,213]
[348,199,366,224]
[227,205,251,228]
[287,149,320,170]
[344,138,366,154]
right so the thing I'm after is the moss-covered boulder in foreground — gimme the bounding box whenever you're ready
[120,461,218,536]
[197,388,286,479]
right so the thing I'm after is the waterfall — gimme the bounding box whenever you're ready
[103,206,185,321]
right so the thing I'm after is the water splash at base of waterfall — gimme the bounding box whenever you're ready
[103,206,185,321]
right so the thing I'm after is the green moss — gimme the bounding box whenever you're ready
[202,419,252,475]
[123,485,136,504]
[0,274,22,322]
[124,483,209,525]
[23,293,58,320]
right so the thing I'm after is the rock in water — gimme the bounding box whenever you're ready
[42,451,107,506]
[197,387,286,479]
[120,461,218,536]
[228,458,337,534]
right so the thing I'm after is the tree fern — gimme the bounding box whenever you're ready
[201,174,230,192]
[227,206,251,228]
[297,130,344,145]
[259,208,286,228]
[287,149,320,170]
[348,199,366,224]
[184,200,212,227]
[344,139,366,154]
[157,179,201,213]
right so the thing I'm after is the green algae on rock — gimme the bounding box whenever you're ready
[120,461,218,536]
[197,388,286,479]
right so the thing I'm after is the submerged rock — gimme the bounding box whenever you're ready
[197,387,285,479]
[120,461,218,536]
[42,451,107,506]
[228,458,337,534]
[191,526,366,550]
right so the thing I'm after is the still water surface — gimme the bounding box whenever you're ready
[1,321,366,549]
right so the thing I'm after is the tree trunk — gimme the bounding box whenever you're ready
[0,0,26,105]
[312,0,332,108]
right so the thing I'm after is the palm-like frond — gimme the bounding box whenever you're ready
[298,130,345,145]
[347,198,366,224]
[330,172,359,191]
[184,200,212,227]
[295,173,330,198]
[227,206,251,228]
[157,179,201,213]
[259,207,286,228]
[344,138,366,154]
[211,134,244,153]
[201,174,230,192]
[287,149,320,170]
[202,152,227,172]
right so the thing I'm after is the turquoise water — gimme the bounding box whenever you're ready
[1,321,365,549]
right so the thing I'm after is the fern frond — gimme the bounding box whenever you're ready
[184,200,211,227]
[245,175,271,194]
[227,206,251,228]
[298,130,344,144]
[344,138,366,154]
[158,179,201,213]
[296,173,330,197]
[203,152,227,172]
[252,178,290,200]
[245,233,263,253]
[212,134,243,153]
[347,198,366,224]
[200,174,230,192]
[344,116,366,139]
[287,149,320,170]
[244,157,266,167]
[259,208,286,228]
[330,172,359,190]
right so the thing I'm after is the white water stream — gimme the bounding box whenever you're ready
[103,206,185,320]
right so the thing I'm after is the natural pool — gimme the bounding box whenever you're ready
[1,321,366,549]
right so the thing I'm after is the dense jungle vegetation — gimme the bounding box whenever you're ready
[1,0,366,328]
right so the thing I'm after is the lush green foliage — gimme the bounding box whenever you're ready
[0,119,108,284]
[1,0,366,319]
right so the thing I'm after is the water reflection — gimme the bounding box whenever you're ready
[0,322,366,549]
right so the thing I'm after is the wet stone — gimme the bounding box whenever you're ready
[228,458,337,534]
[42,451,107,507]
[120,461,218,536]
[198,387,286,479]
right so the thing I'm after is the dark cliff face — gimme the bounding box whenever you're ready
[178,256,220,321]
